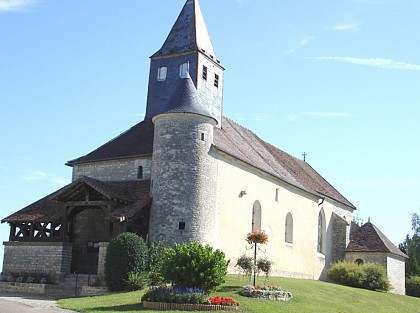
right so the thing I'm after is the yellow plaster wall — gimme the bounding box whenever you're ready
[213,152,352,280]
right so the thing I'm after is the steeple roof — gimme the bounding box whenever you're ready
[152,0,217,60]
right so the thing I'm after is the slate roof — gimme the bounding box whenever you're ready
[346,222,408,258]
[152,0,217,61]
[2,177,151,223]
[163,75,215,121]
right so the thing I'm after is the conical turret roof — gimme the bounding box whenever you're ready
[162,75,215,122]
[152,0,217,59]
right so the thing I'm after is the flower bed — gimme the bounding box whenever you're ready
[239,285,293,301]
[142,301,239,311]
[141,286,240,311]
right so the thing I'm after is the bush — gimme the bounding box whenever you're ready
[161,241,229,292]
[124,272,149,291]
[105,232,148,291]
[142,286,206,304]
[406,276,420,297]
[327,261,389,291]
[148,240,169,285]
[362,263,390,291]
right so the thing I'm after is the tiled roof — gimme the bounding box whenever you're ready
[213,118,355,208]
[346,222,408,258]
[65,117,355,209]
[67,120,154,165]
[2,178,151,223]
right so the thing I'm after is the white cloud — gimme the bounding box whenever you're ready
[331,23,360,31]
[303,112,350,118]
[22,170,69,186]
[286,111,350,122]
[251,113,271,121]
[23,170,47,181]
[0,0,37,11]
[305,56,420,71]
[286,36,314,55]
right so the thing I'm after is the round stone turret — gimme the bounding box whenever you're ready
[149,76,218,245]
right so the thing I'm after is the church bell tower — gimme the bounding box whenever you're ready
[148,0,221,245]
[144,0,224,126]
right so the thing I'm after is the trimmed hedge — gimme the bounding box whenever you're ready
[104,233,148,291]
[406,276,420,297]
[327,261,390,291]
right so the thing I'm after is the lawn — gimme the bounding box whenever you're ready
[58,275,420,313]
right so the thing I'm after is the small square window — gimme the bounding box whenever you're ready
[214,74,219,88]
[178,221,186,230]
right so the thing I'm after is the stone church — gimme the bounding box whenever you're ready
[2,0,406,295]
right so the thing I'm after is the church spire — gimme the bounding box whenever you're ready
[153,0,217,60]
[145,0,224,126]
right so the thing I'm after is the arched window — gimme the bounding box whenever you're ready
[157,66,167,81]
[285,212,293,244]
[355,259,364,266]
[179,63,189,78]
[252,201,262,231]
[317,209,326,254]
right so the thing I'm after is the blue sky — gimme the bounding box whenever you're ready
[0,0,419,266]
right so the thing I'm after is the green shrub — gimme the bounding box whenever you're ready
[406,276,420,297]
[235,254,254,277]
[161,241,229,292]
[124,272,149,291]
[148,240,169,285]
[327,261,389,291]
[105,232,148,291]
[362,263,390,291]
[141,286,206,304]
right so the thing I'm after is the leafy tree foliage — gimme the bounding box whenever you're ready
[105,232,148,291]
[161,241,229,292]
[399,210,420,277]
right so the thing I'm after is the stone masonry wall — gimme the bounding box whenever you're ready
[72,157,152,182]
[149,114,218,246]
[387,255,406,295]
[2,242,72,278]
[331,214,348,264]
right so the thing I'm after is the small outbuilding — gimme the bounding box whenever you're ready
[345,222,408,295]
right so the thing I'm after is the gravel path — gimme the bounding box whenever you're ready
[0,293,76,312]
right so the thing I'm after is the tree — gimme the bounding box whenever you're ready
[399,209,420,277]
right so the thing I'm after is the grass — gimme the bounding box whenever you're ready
[58,275,420,313]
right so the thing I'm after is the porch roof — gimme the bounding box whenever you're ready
[2,177,151,224]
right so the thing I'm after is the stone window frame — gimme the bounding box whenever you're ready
[285,212,294,244]
[252,200,262,231]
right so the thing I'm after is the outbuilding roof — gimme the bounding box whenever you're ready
[346,222,408,258]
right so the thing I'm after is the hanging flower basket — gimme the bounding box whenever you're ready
[246,230,268,245]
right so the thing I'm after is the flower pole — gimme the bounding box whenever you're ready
[246,230,268,287]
